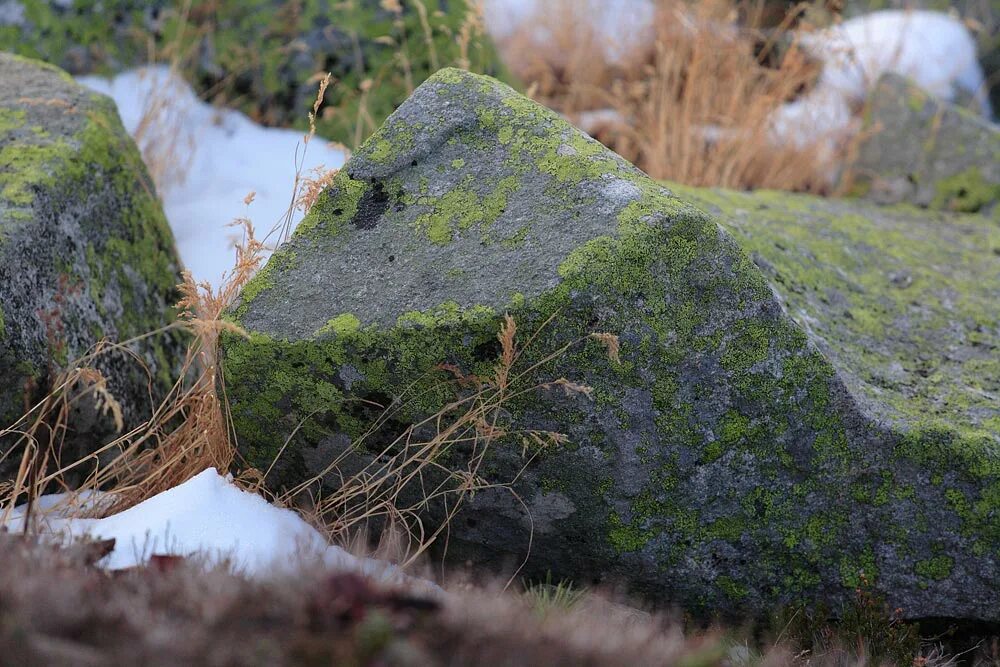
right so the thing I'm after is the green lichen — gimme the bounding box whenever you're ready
[931,166,1000,213]
[914,556,953,580]
[0,140,72,206]
[608,511,653,553]
[716,576,749,600]
[0,108,25,133]
[316,313,362,337]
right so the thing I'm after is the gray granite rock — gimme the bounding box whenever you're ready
[221,68,999,622]
[848,73,1000,214]
[0,53,184,477]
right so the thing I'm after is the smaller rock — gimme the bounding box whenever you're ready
[0,53,185,480]
[847,73,1000,214]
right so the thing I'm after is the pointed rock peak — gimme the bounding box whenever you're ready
[234,68,709,338]
[350,67,629,182]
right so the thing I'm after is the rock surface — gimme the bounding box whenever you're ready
[222,68,999,621]
[0,54,184,472]
[0,0,511,146]
[848,74,1000,213]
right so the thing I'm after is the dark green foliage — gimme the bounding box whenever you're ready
[0,0,513,146]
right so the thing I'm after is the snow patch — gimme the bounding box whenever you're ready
[2,469,420,587]
[79,67,346,288]
[772,10,990,161]
[799,10,990,116]
[481,0,655,65]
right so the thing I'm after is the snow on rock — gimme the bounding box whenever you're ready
[481,0,655,66]
[770,10,990,157]
[2,469,422,588]
[769,83,857,150]
[799,10,990,116]
[78,67,346,288]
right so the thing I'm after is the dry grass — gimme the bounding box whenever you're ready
[1,534,990,666]
[128,0,200,194]
[494,0,855,193]
[271,313,617,571]
[0,533,748,667]
[0,76,335,524]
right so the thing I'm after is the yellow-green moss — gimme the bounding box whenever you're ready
[914,556,953,581]
[931,167,1000,213]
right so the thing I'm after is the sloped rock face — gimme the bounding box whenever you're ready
[0,0,511,146]
[222,69,999,621]
[0,54,184,473]
[850,74,1000,214]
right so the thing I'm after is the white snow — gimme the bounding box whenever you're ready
[78,67,346,288]
[767,9,991,165]
[773,10,991,149]
[799,10,990,116]
[2,468,420,586]
[481,0,655,66]
[768,82,858,151]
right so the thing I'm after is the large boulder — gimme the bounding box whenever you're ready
[221,69,999,621]
[0,54,184,472]
[0,0,512,146]
[847,73,1000,213]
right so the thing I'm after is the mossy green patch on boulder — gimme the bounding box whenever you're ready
[0,0,512,147]
[221,68,999,622]
[0,53,185,477]
[848,74,1000,214]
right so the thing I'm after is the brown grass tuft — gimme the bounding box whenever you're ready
[270,312,616,573]
[494,0,857,193]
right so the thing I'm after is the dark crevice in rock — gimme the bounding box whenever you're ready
[350,182,390,230]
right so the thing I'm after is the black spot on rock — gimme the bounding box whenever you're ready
[472,339,503,362]
[350,182,390,230]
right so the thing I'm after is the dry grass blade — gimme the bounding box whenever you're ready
[495,0,860,193]
[0,74,340,521]
[273,313,620,571]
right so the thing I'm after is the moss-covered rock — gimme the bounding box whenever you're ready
[847,74,1000,214]
[221,68,999,622]
[0,53,185,476]
[0,0,511,147]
